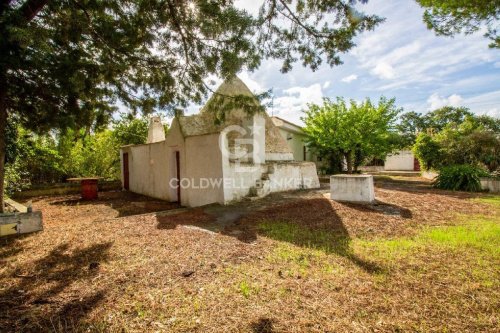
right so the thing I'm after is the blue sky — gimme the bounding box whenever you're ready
[200,0,500,126]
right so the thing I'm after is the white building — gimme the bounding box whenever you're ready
[384,150,420,171]
[120,77,320,207]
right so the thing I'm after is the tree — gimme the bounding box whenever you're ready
[302,97,400,173]
[413,132,443,171]
[424,106,474,132]
[395,111,428,147]
[413,113,500,172]
[0,0,383,211]
[416,0,500,48]
[112,115,150,146]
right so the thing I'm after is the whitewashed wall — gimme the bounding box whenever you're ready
[385,150,415,171]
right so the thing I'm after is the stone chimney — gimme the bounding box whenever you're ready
[146,116,166,143]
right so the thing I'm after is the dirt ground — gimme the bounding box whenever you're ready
[0,181,499,332]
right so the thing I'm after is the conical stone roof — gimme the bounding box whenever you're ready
[177,76,291,154]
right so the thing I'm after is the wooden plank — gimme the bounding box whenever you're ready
[0,211,43,237]
[0,223,18,236]
[5,198,28,213]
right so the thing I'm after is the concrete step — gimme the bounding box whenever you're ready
[368,171,421,177]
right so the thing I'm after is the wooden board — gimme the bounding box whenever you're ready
[0,211,43,237]
[5,198,28,213]
[0,223,18,236]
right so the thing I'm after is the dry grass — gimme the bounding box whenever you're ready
[0,185,499,332]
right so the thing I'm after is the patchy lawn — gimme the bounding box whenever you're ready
[1,185,499,332]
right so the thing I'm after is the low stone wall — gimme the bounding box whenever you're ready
[480,178,500,193]
[359,166,384,172]
[12,180,122,199]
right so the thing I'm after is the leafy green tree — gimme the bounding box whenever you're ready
[435,118,500,172]
[413,114,500,172]
[0,0,382,210]
[112,115,151,146]
[413,132,442,171]
[395,111,429,147]
[424,106,474,132]
[416,0,500,48]
[303,97,400,173]
[64,130,121,180]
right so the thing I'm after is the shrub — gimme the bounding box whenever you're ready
[413,133,441,171]
[433,165,489,192]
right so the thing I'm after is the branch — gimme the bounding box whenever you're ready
[166,0,191,65]
[19,0,49,22]
[277,0,328,38]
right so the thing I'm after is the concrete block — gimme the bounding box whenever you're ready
[330,174,375,203]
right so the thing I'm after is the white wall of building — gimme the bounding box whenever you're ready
[278,128,307,161]
[183,134,224,207]
[385,150,415,171]
[121,120,225,207]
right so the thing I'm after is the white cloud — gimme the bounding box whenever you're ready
[462,90,500,116]
[341,74,358,83]
[371,63,396,79]
[483,108,500,118]
[494,62,500,68]
[272,83,324,125]
[351,1,494,90]
[238,72,265,93]
[427,93,464,110]
[323,81,331,89]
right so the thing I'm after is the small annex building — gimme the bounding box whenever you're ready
[120,77,320,207]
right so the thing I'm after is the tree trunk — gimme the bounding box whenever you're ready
[0,71,7,213]
[345,151,353,174]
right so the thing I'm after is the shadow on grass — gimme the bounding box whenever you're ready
[228,198,383,274]
[154,198,387,273]
[339,200,413,219]
[0,242,113,332]
[48,191,180,217]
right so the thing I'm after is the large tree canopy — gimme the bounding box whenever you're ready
[302,97,400,173]
[0,0,383,210]
[416,0,500,48]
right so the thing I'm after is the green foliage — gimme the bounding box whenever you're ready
[63,130,121,180]
[413,133,442,171]
[409,108,500,172]
[425,106,474,132]
[436,124,500,172]
[433,165,489,192]
[1,0,382,132]
[395,111,428,148]
[0,0,383,208]
[3,115,162,194]
[302,97,401,173]
[397,106,476,147]
[4,159,31,196]
[416,0,500,48]
[14,127,65,184]
[112,115,150,146]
